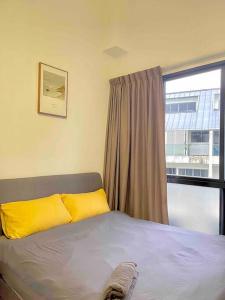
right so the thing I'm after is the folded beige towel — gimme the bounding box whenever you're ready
[103,262,138,300]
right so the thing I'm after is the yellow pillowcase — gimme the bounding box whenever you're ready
[61,189,110,222]
[0,194,72,239]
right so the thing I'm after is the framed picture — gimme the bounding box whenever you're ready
[38,62,68,118]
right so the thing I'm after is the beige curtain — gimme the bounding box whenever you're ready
[104,66,168,224]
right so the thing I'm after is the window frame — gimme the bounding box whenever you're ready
[163,60,225,235]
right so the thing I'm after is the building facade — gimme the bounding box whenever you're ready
[165,88,220,179]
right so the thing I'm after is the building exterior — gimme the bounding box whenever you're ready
[165,88,220,179]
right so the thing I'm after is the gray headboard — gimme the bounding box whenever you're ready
[0,172,102,204]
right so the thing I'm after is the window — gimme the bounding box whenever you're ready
[166,101,196,113]
[166,131,186,156]
[166,168,176,175]
[190,131,209,143]
[213,130,220,144]
[213,94,220,110]
[165,69,219,178]
[170,103,178,113]
[168,183,220,234]
[194,169,201,177]
[213,130,220,156]
[164,65,224,235]
[178,168,208,177]
[187,131,210,156]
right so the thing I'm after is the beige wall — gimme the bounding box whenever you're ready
[0,0,109,179]
[1,0,225,179]
[104,0,225,78]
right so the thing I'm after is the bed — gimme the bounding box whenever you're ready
[0,173,225,300]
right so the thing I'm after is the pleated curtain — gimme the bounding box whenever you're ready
[104,66,168,224]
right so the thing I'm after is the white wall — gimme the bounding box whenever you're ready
[0,0,109,179]
[1,0,225,179]
[104,0,225,78]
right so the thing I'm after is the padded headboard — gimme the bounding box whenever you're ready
[0,172,102,204]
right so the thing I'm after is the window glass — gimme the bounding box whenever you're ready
[170,103,178,113]
[166,131,174,144]
[194,169,201,177]
[186,169,192,176]
[190,131,209,143]
[187,102,196,112]
[191,131,202,143]
[179,102,187,112]
[165,68,221,234]
[175,131,185,144]
[213,130,220,144]
[166,168,176,175]
[168,183,219,234]
[213,130,220,156]
[178,168,185,176]
[201,169,208,177]
[213,94,220,110]
[202,131,209,143]
[177,168,208,177]
[165,105,170,113]
[166,102,197,113]
[165,69,220,179]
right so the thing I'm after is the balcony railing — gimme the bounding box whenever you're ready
[166,144,186,156]
[188,143,209,156]
[166,143,212,156]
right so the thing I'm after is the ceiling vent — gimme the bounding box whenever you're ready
[104,46,127,58]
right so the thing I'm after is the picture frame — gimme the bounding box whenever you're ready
[38,62,68,118]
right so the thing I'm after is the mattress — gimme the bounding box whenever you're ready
[0,211,225,300]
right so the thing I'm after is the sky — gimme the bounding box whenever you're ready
[166,69,221,93]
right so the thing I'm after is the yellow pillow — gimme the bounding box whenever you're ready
[61,189,110,222]
[0,194,72,239]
